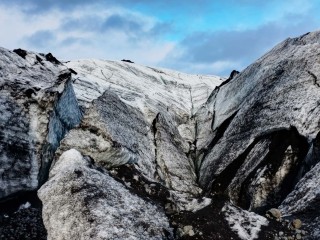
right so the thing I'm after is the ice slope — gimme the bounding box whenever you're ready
[66,59,223,123]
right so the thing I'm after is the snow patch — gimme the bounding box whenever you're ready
[222,202,268,240]
[18,202,31,211]
[184,197,212,212]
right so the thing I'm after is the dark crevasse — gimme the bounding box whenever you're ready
[237,127,309,213]
[196,111,238,187]
[38,77,83,185]
[0,73,82,240]
[295,131,320,181]
[206,126,309,213]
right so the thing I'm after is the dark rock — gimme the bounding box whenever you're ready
[36,55,43,64]
[219,69,240,87]
[68,68,77,75]
[292,219,302,229]
[45,53,61,65]
[121,59,134,63]
[266,208,282,220]
[13,48,27,59]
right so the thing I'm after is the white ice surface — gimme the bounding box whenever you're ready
[67,60,223,124]
[222,202,268,240]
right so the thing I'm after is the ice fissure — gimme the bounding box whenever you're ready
[38,78,83,185]
[307,70,320,87]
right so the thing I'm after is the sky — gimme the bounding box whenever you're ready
[0,0,320,76]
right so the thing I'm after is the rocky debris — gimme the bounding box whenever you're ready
[169,196,240,240]
[109,164,171,206]
[272,219,308,240]
[38,149,173,240]
[177,225,195,237]
[0,207,46,240]
[261,209,308,239]
[169,195,290,240]
[292,219,302,229]
[279,160,320,239]
[266,208,282,221]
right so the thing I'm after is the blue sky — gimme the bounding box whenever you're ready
[0,0,319,76]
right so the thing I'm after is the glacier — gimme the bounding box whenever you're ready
[1,31,320,239]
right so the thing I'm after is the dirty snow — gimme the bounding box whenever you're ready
[222,202,268,240]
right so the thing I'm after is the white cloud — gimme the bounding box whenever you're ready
[1,1,319,76]
[264,0,313,23]
[0,7,61,49]
[0,5,175,67]
[163,60,242,77]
